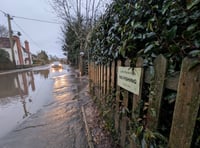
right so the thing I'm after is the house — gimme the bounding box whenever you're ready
[0,36,32,67]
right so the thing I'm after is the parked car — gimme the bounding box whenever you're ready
[51,61,63,69]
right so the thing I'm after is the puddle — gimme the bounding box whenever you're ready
[0,68,53,138]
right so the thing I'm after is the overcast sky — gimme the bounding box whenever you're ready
[0,0,64,58]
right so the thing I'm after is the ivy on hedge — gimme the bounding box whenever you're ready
[89,0,200,72]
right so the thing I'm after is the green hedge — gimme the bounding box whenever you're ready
[90,0,200,73]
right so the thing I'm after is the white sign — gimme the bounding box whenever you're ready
[117,66,142,95]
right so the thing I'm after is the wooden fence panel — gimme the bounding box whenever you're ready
[94,63,97,89]
[120,60,130,147]
[147,55,167,130]
[104,65,107,97]
[111,61,116,91]
[129,57,144,148]
[107,62,111,94]
[101,64,104,99]
[120,89,129,147]
[169,57,200,148]
[132,57,144,118]
[115,60,122,133]
[89,55,199,148]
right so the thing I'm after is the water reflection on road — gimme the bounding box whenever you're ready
[0,65,89,148]
[0,66,53,138]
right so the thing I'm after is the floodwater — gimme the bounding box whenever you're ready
[0,66,53,138]
[0,65,88,148]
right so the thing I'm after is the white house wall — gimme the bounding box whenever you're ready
[22,50,28,65]
[13,43,20,65]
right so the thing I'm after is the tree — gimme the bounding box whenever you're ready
[0,25,9,37]
[37,50,49,64]
[50,0,111,66]
[0,49,11,63]
[61,19,85,66]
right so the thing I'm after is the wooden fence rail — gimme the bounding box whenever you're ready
[89,54,200,148]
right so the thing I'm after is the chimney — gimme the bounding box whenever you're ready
[25,40,31,64]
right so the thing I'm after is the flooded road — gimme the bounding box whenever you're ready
[0,65,88,148]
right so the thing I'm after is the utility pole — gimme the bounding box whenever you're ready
[7,14,16,66]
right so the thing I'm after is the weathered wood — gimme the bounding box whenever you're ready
[147,55,167,130]
[115,60,122,132]
[120,60,130,147]
[132,57,144,117]
[120,89,129,147]
[129,57,144,148]
[94,63,97,95]
[97,64,100,96]
[145,69,179,91]
[169,57,200,148]
[120,95,128,147]
[94,63,96,88]
[111,61,116,90]
[104,65,107,96]
[100,64,102,98]
[101,64,104,98]
[107,62,111,94]
[165,73,179,91]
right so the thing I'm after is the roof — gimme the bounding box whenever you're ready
[0,37,11,48]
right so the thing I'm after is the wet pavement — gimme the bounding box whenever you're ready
[0,65,89,148]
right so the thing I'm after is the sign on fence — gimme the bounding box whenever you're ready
[117,66,142,95]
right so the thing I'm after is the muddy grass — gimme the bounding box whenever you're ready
[84,100,118,148]
[78,74,120,148]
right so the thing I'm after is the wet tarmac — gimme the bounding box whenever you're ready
[0,65,88,148]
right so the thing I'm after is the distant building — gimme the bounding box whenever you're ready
[0,36,32,67]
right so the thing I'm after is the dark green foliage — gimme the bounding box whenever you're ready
[89,0,200,73]
[62,18,88,66]
[0,49,11,63]
[37,50,49,64]
[89,0,200,147]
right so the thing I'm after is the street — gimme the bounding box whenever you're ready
[0,65,89,148]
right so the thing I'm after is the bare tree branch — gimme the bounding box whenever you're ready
[50,0,111,53]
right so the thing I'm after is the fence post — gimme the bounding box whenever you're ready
[101,64,104,99]
[104,64,107,96]
[129,57,144,148]
[111,60,116,92]
[97,64,101,99]
[115,60,122,133]
[120,59,130,147]
[132,57,144,118]
[107,62,111,94]
[147,54,167,130]
[169,57,200,148]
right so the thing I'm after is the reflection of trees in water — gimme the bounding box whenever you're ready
[34,69,50,79]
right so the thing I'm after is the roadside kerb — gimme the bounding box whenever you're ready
[81,106,94,148]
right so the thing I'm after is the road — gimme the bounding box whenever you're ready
[0,65,89,148]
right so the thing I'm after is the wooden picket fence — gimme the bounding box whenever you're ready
[88,54,200,148]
